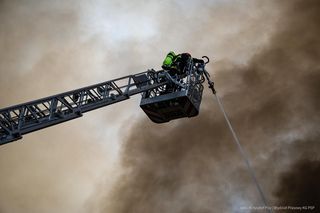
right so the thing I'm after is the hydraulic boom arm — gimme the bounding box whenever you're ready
[0,56,212,146]
[0,70,168,145]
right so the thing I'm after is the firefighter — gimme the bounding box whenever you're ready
[162,51,205,76]
[162,51,192,76]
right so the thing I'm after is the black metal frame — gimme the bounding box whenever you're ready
[139,58,206,123]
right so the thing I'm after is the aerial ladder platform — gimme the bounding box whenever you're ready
[0,56,211,145]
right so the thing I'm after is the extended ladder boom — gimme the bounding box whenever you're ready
[0,70,168,145]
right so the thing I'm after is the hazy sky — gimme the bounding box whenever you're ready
[0,0,319,213]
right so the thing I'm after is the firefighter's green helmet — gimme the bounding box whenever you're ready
[163,51,176,67]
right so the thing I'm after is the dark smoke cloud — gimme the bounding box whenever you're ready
[1,0,319,212]
[0,1,124,213]
[101,0,320,212]
[274,158,320,209]
[1,0,278,212]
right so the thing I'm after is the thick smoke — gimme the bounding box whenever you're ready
[275,158,320,209]
[0,1,124,213]
[1,0,319,212]
[101,0,320,212]
[0,0,278,212]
